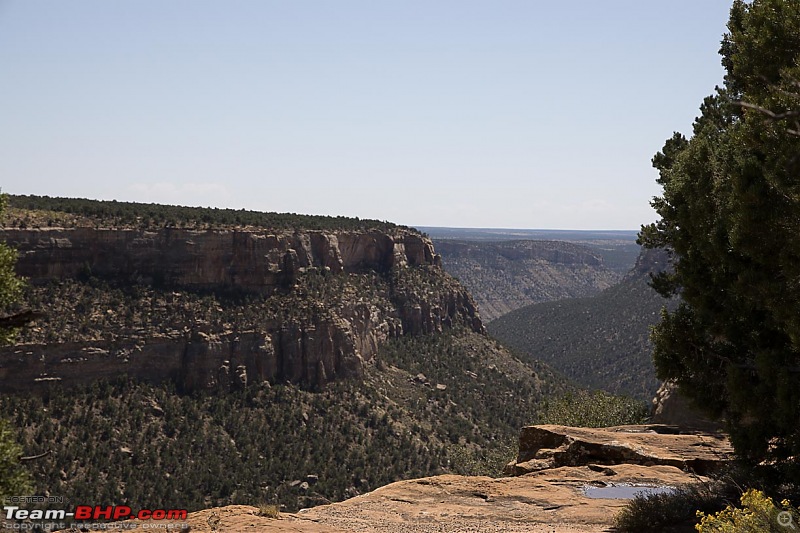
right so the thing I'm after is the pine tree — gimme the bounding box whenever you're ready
[639,0,800,469]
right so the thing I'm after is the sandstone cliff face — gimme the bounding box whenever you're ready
[0,227,482,392]
[2,227,439,293]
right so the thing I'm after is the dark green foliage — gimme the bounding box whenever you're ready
[5,194,400,232]
[614,482,731,533]
[0,418,32,499]
[639,0,800,471]
[488,274,675,401]
[538,390,649,428]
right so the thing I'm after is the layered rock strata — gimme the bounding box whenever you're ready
[2,227,441,292]
[0,226,481,392]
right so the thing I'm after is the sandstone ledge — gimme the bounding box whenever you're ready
[506,424,733,476]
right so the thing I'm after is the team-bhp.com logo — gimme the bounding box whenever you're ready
[3,503,188,530]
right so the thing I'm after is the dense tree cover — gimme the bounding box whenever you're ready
[639,0,800,470]
[0,329,569,512]
[5,194,401,232]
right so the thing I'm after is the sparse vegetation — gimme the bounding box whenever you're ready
[257,503,280,519]
[446,435,518,477]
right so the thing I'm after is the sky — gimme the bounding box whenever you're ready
[0,1,732,230]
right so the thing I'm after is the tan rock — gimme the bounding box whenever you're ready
[97,465,710,533]
[1,227,443,292]
[506,424,732,476]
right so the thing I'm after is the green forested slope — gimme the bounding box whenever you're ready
[488,272,675,402]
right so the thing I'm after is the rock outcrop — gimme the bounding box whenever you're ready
[504,424,732,476]
[2,227,440,293]
[0,226,483,392]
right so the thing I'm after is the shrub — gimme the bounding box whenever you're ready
[614,483,727,532]
[696,489,800,533]
[448,436,517,478]
[256,503,280,519]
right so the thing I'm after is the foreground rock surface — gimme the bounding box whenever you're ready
[97,465,709,533]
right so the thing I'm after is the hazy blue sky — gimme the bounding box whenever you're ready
[1,1,732,229]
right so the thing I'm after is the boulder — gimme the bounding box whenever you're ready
[504,424,732,476]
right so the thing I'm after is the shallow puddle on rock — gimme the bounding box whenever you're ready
[582,484,676,499]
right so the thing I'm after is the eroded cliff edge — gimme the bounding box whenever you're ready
[0,226,483,392]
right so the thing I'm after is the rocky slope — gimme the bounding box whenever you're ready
[0,225,481,392]
[433,239,622,321]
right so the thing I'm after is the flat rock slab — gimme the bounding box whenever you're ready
[97,465,708,533]
[508,424,733,476]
